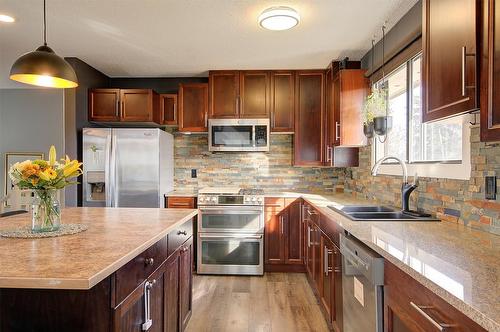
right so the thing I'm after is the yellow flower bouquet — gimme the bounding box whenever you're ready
[8,146,82,232]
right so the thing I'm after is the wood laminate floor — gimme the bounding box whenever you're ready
[186,272,330,332]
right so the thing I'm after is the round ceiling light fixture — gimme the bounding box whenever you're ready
[9,0,78,88]
[0,14,15,23]
[258,6,300,31]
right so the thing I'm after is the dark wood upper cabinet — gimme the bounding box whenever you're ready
[481,0,500,141]
[89,89,121,121]
[209,71,240,118]
[120,89,156,122]
[89,89,159,124]
[271,71,295,132]
[159,93,178,125]
[422,0,478,122]
[178,83,209,132]
[239,71,270,118]
[294,70,325,166]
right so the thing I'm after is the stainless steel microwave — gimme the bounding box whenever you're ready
[208,119,270,152]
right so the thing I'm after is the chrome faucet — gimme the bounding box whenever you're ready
[371,156,418,213]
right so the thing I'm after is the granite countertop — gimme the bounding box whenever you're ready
[277,192,499,332]
[164,189,199,197]
[0,207,198,290]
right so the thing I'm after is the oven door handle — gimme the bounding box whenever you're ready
[199,234,263,239]
[199,208,263,215]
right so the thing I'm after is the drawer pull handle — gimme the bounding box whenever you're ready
[145,258,154,266]
[180,246,189,253]
[410,302,454,331]
[177,230,188,236]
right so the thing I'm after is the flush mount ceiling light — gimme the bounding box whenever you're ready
[258,6,300,31]
[9,0,78,88]
[0,14,15,23]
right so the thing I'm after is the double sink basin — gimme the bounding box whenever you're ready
[328,205,440,222]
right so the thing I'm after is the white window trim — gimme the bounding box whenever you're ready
[371,114,472,180]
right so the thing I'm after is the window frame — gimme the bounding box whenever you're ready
[372,53,472,180]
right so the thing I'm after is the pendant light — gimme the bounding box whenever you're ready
[10,0,78,88]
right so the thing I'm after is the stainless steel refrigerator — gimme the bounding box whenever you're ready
[82,128,173,208]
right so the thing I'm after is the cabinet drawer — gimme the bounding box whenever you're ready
[385,262,486,332]
[264,197,285,209]
[114,236,168,305]
[168,219,193,256]
[167,196,196,209]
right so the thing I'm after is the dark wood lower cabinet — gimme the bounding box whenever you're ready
[384,261,486,332]
[0,219,194,332]
[264,198,304,272]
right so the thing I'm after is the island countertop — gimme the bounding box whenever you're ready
[0,207,197,290]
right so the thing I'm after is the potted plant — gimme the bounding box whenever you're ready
[363,87,387,138]
[8,146,82,233]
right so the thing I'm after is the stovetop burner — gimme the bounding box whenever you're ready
[239,188,265,195]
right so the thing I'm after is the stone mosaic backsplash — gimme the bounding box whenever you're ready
[173,132,344,193]
[344,125,500,235]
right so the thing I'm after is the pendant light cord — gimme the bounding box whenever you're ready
[43,0,47,46]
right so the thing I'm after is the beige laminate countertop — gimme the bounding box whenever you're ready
[0,207,198,290]
[266,191,499,331]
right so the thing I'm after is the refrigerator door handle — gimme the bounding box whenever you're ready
[109,132,117,207]
[104,132,113,207]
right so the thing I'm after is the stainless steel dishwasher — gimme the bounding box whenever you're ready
[340,233,384,332]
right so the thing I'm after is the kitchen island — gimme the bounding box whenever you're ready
[0,207,197,331]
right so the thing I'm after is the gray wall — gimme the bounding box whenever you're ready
[361,0,422,76]
[0,89,65,201]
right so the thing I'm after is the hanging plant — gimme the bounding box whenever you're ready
[363,87,387,125]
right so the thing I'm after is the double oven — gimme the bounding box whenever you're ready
[197,189,264,275]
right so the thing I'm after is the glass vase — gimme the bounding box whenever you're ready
[31,189,61,233]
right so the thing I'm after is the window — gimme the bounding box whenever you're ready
[373,53,471,180]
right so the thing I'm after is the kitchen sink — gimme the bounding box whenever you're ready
[327,205,440,222]
[338,205,396,213]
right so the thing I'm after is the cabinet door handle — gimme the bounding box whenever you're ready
[324,246,333,276]
[307,226,311,247]
[177,230,188,236]
[335,122,340,141]
[173,103,177,122]
[271,111,276,128]
[142,279,156,331]
[325,146,333,164]
[280,216,284,235]
[115,98,120,117]
[144,257,154,266]
[307,209,318,216]
[410,302,454,331]
[461,46,476,97]
[204,111,208,128]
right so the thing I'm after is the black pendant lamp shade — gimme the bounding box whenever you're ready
[9,0,78,88]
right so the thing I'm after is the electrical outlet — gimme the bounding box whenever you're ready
[191,169,197,178]
[485,176,496,200]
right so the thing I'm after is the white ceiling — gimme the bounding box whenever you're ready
[0,0,418,88]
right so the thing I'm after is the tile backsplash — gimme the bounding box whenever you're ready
[173,132,343,193]
[344,125,500,235]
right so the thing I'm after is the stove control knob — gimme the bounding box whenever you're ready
[199,197,205,202]
[251,197,257,202]
[257,197,263,203]
[211,197,218,203]
[245,196,250,202]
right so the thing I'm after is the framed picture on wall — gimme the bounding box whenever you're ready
[3,152,44,208]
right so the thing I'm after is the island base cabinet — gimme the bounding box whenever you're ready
[0,278,112,332]
[179,238,193,332]
[0,219,195,332]
[113,267,165,332]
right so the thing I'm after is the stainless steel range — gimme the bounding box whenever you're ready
[197,187,264,275]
